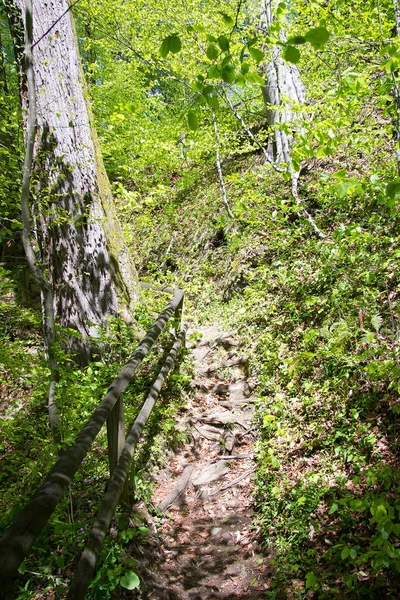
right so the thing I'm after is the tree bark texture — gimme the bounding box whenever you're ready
[4,0,139,361]
[258,0,305,165]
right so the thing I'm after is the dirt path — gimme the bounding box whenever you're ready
[132,326,271,599]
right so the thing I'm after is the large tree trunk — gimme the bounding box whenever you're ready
[258,0,305,166]
[5,0,139,362]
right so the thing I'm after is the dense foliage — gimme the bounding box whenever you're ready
[1,0,400,597]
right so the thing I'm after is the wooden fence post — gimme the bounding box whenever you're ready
[106,396,128,500]
[174,295,184,337]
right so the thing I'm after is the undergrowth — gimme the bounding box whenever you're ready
[0,268,191,599]
[121,150,400,598]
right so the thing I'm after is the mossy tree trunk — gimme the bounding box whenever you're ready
[5,0,139,363]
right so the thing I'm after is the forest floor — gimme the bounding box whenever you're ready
[130,325,272,599]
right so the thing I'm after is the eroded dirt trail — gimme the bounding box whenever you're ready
[134,327,271,599]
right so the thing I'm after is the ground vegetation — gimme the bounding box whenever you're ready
[1,0,400,598]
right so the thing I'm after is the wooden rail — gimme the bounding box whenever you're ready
[0,286,185,598]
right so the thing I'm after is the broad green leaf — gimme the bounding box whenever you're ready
[341,547,350,559]
[386,179,400,199]
[221,64,236,83]
[138,526,150,535]
[206,94,219,109]
[248,47,264,63]
[241,62,250,74]
[208,65,221,79]
[284,45,300,64]
[160,37,170,57]
[169,35,182,54]
[191,79,203,92]
[188,109,199,130]
[328,502,338,514]
[245,72,265,85]
[305,572,318,589]
[217,35,229,51]
[206,44,219,60]
[305,27,330,49]
[120,571,140,590]
[219,12,234,27]
[287,35,307,45]
[160,35,181,57]
[234,74,247,87]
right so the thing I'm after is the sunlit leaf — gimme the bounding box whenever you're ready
[206,44,219,60]
[248,47,264,63]
[284,45,300,64]
[245,72,265,85]
[305,27,330,49]
[287,35,307,45]
[188,109,199,130]
[221,64,236,83]
[217,35,229,51]
[120,571,140,590]
[219,12,234,27]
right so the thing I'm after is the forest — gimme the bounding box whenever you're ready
[1,0,400,598]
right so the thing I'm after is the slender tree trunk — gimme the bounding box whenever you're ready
[4,0,139,363]
[212,108,234,219]
[392,0,400,174]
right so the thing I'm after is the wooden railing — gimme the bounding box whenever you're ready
[0,285,185,600]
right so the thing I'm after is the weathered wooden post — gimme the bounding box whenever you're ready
[107,396,128,501]
[106,395,125,475]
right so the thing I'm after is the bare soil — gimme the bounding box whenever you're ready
[131,327,272,599]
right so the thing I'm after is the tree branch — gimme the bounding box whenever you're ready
[212,108,234,219]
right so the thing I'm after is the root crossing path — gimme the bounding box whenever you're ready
[132,326,271,599]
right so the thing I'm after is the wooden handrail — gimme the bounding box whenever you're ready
[67,326,187,599]
[0,287,185,591]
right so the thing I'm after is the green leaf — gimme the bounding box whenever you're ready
[341,547,350,559]
[287,35,307,45]
[245,72,265,85]
[169,35,182,54]
[305,572,318,589]
[160,35,181,57]
[371,314,383,333]
[234,74,247,87]
[328,502,338,514]
[219,12,234,27]
[191,79,203,92]
[206,94,219,109]
[217,35,229,51]
[241,62,250,74]
[138,526,150,535]
[120,571,140,590]
[18,562,26,575]
[248,47,264,63]
[160,38,170,58]
[284,45,300,64]
[305,27,330,49]
[208,65,221,79]
[221,64,236,83]
[188,109,199,130]
[206,44,219,60]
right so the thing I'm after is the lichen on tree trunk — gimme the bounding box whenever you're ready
[5,0,139,362]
